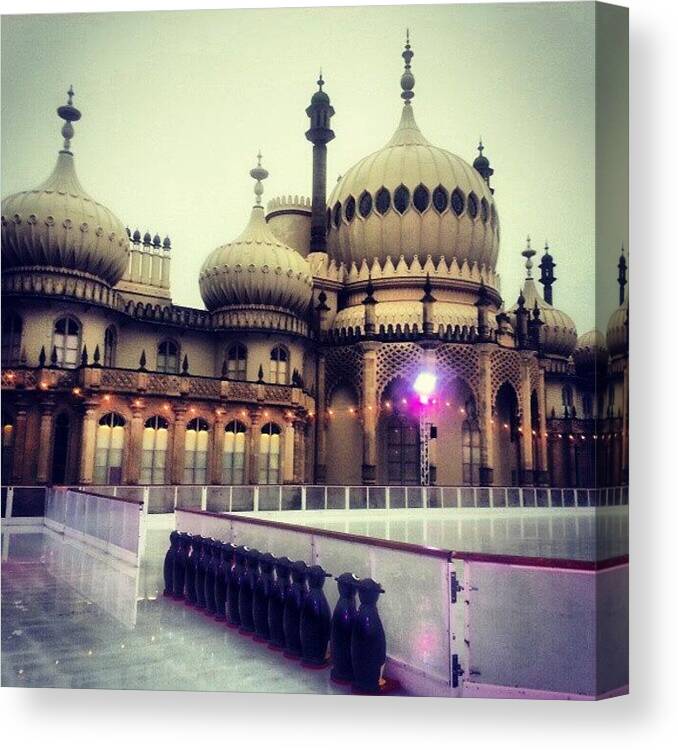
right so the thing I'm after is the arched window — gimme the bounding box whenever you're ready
[184,417,209,484]
[269,346,289,384]
[344,195,356,222]
[375,187,391,215]
[223,420,247,484]
[562,384,574,417]
[467,192,479,219]
[94,412,126,484]
[480,197,489,223]
[333,202,342,228]
[52,317,81,368]
[141,416,169,485]
[386,414,419,485]
[413,184,430,213]
[1,314,23,366]
[104,325,117,368]
[393,184,410,214]
[462,400,481,486]
[451,188,465,216]
[359,191,372,218]
[259,422,281,485]
[432,185,448,213]
[157,339,179,374]
[226,343,247,380]
[2,412,14,480]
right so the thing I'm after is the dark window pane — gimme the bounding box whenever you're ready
[344,195,356,222]
[359,191,372,218]
[468,192,479,219]
[375,187,391,215]
[451,188,465,216]
[432,185,448,213]
[393,185,410,214]
[413,184,430,213]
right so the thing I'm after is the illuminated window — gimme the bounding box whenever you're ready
[359,191,372,218]
[52,317,81,369]
[104,325,117,368]
[1,314,22,366]
[269,346,289,384]
[468,192,479,219]
[94,412,125,484]
[157,340,179,374]
[451,188,465,217]
[226,343,247,380]
[184,417,209,484]
[344,195,356,222]
[223,420,247,484]
[141,415,169,485]
[432,185,448,213]
[375,187,391,215]
[413,184,430,213]
[393,185,410,214]
[259,422,281,485]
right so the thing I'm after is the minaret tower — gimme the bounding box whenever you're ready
[538,240,557,305]
[617,244,627,305]
[305,71,335,252]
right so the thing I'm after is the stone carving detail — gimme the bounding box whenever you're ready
[375,342,425,399]
[489,349,523,401]
[325,346,364,402]
[100,369,140,391]
[436,344,481,400]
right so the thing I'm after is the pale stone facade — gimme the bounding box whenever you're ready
[1,44,628,490]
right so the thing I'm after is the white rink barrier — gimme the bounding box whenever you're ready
[176,508,628,700]
[44,488,144,566]
[61,483,629,515]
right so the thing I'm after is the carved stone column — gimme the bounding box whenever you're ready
[293,418,306,484]
[10,397,30,484]
[248,408,262,485]
[36,396,57,484]
[519,354,534,486]
[361,342,379,484]
[477,347,494,486]
[78,398,100,485]
[314,352,327,483]
[536,366,550,486]
[170,403,188,485]
[126,400,145,485]
[209,409,226,484]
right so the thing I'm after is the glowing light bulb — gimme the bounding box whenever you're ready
[413,371,437,405]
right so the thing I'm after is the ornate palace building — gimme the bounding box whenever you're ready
[1,39,628,490]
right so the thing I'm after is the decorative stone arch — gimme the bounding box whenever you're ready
[489,349,523,404]
[325,345,364,406]
[374,342,425,401]
[436,343,482,403]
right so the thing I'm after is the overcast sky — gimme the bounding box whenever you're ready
[1,3,628,333]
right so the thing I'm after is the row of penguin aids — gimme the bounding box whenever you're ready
[163,531,397,695]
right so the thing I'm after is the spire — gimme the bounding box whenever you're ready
[250,152,269,206]
[400,29,415,104]
[473,137,494,191]
[538,240,557,305]
[56,85,81,154]
[617,243,627,305]
[522,235,536,279]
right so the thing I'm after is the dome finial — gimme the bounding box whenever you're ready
[249,151,269,206]
[522,235,536,278]
[400,29,415,104]
[56,85,81,154]
[317,68,324,90]
[478,137,484,155]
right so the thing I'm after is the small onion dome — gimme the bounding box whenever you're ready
[510,277,577,358]
[326,37,497,271]
[573,329,608,373]
[199,154,312,316]
[1,88,128,287]
[606,296,628,358]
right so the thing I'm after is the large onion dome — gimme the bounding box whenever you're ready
[606,296,629,359]
[199,154,313,316]
[1,88,128,287]
[510,238,577,358]
[574,329,608,373]
[326,35,498,270]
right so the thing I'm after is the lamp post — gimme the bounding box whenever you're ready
[413,372,437,486]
